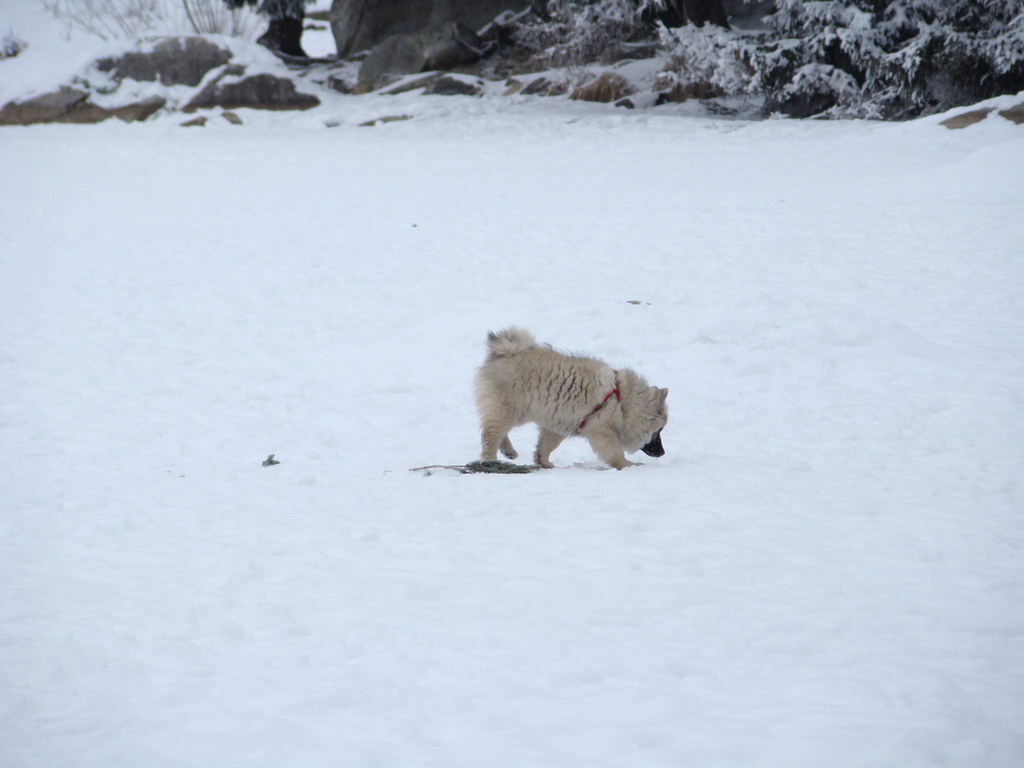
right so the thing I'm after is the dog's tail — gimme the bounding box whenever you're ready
[486,327,536,359]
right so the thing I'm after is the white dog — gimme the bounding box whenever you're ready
[475,328,668,469]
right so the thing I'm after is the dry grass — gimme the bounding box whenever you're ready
[570,71,634,103]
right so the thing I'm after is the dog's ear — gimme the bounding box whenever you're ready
[658,387,669,404]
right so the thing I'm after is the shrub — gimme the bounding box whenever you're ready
[2,31,27,58]
[756,0,1024,118]
[43,0,262,40]
[656,22,761,103]
[508,0,659,68]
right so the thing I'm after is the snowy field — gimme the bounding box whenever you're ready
[3,6,1024,767]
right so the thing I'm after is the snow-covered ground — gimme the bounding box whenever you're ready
[3,4,1024,768]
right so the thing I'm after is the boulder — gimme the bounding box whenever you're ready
[0,87,88,124]
[939,108,993,129]
[357,22,487,89]
[0,37,322,125]
[97,37,231,87]
[331,0,531,58]
[0,87,164,125]
[185,72,320,112]
[998,103,1024,124]
[332,0,431,58]
[428,75,484,96]
[60,96,166,123]
[521,77,567,97]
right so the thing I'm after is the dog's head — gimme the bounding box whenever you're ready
[630,385,668,458]
[616,371,670,459]
[641,429,665,457]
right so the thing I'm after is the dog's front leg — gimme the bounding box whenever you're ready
[586,429,638,470]
[499,436,518,460]
[534,428,566,468]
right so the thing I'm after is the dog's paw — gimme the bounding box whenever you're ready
[499,436,518,460]
[532,453,554,469]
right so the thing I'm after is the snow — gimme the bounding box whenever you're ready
[3,4,1024,768]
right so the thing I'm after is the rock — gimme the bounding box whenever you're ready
[97,37,231,87]
[61,96,166,123]
[118,96,166,121]
[521,78,550,95]
[0,87,164,125]
[0,87,88,124]
[357,22,486,89]
[428,75,483,96]
[998,103,1024,124]
[185,73,320,112]
[381,74,442,95]
[326,74,353,93]
[359,34,432,89]
[521,77,566,97]
[939,108,993,129]
[331,0,531,58]
[181,116,208,127]
[221,111,243,125]
[939,103,1024,128]
[358,114,414,127]
[615,98,635,109]
[570,72,635,103]
[503,78,524,96]
[332,0,432,58]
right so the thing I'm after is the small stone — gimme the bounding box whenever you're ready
[358,114,413,127]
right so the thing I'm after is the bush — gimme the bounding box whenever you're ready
[508,0,658,68]
[654,0,1024,118]
[43,0,262,40]
[655,23,761,104]
[756,0,1024,118]
[2,31,27,58]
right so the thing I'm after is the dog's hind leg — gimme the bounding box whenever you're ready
[480,418,514,461]
[586,429,638,470]
[533,428,565,468]
[499,436,518,460]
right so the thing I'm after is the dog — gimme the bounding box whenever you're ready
[474,328,668,470]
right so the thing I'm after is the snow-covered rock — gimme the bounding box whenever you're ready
[0,35,322,124]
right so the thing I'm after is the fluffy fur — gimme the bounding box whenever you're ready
[475,327,669,470]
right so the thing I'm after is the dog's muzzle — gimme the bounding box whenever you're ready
[641,430,665,458]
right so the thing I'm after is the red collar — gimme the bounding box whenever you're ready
[577,379,621,431]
